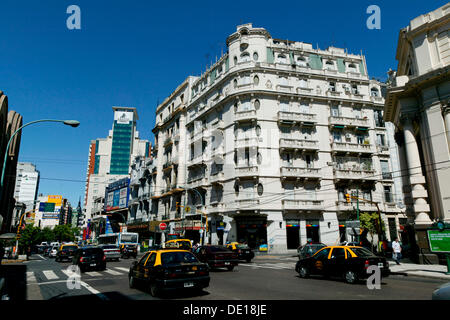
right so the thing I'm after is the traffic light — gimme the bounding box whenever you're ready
[345,193,351,203]
[176,202,180,209]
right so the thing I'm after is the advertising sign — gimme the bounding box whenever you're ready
[428,230,450,253]
[39,202,56,213]
[114,111,133,124]
[47,195,62,206]
[105,178,129,212]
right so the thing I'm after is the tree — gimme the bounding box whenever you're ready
[18,225,41,254]
[360,212,385,252]
[53,225,78,242]
[36,227,55,244]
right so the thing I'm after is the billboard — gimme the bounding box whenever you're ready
[39,202,56,212]
[105,178,129,212]
[428,230,450,253]
[47,195,62,206]
[114,111,133,124]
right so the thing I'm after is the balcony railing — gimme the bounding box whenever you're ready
[281,199,323,211]
[279,138,319,151]
[235,110,257,122]
[331,142,374,154]
[235,166,259,177]
[280,167,321,179]
[210,172,225,184]
[236,198,260,207]
[278,111,317,123]
[335,201,378,211]
[329,116,370,127]
[333,168,377,181]
[208,202,226,214]
[235,137,259,148]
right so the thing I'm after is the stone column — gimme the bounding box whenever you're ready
[402,117,432,224]
[177,113,186,188]
[155,130,164,197]
[442,106,450,152]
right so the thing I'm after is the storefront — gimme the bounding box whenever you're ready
[305,220,320,243]
[235,216,267,250]
[286,220,301,249]
[173,217,205,244]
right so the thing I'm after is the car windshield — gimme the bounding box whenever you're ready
[161,252,198,264]
[349,247,375,257]
[81,248,103,255]
[236,244,249,249]
[209,246,229,252]
[102,245,118,250]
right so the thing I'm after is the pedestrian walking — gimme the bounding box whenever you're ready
[392,237,402,265]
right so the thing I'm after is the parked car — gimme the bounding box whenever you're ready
[295,246,390,284]
[99,244,121,261]
[193,245,239,271]
[225,242,255,262]
[128,249,209,297]
[49,246,58,258]
[297,242,326,259]
[120,244,137,259]
[72,247,106,272]
[43,246,52,257]
[55,244,78,262]
[432,282,450,300]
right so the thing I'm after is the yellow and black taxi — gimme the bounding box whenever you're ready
[165,239,192,251]
[295,246,390,284]
[55,243,78,262]
[225,242,255,263]
[128,249,210,297]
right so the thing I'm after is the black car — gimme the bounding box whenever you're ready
[193,245,239,271]
[295,246,390,284]
[297,242,326,259]
[225,243,255,262]
[55,245,78,262]
[128,249,210,297]
[120,244,137,259]
[72,247,106,272]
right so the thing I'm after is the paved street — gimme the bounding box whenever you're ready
[10,254,446,300]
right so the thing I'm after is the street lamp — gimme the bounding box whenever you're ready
[0,119,80,239]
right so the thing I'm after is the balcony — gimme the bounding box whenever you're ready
[187,176,208,188]
[190,128,209,143]
[210,172,225,184]
[335,201,378,212]
[371,96,384,103]
[235,166,259,179]
[377,145,390,155]
[280,167,321,180]
[333,168,377,181]
[281,199,323,211]
[210,120,224,131]
[208,202,226,214]
[235,110,257,122]
[235,137,259,148]
[279,138,319,151]
[278,111,317,125]
[236,198,260,207]
[384,202,400,213]
[163,136,173,148]
[187,154,207,167]
[211,145,225,158]
[331,142,374,154]
[329,116,370,128]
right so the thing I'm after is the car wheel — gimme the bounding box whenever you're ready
[298,266,309,278]
[149,283,159,297]
[227,266,234,271]
[344,270,358,284]
[129,276,136,289]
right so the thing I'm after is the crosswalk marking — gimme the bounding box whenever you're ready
[240,262,295,270]
[114,267,129,272]
[104,269,122,275]
[84,271,102,277]
[43,270,59,280]
[26,271,37,283]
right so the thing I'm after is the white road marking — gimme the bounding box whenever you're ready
[43,270,59,280]
[114,267,129,272]
[37,255,46,260]
[26,271,37,283]
[79,281,108,300]
[84,271,102,277]
[104,269,122,275]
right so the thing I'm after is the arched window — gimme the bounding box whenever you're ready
[241,52,250,62]
[348,63,357,72]
[234,56,238,66]
[253,52,259,61]
[297,56,308,67]
[277,54,287,64]
[254,99,260,110]
[371,87,379,97]
[257,183,264,196]
[253,75,260,86]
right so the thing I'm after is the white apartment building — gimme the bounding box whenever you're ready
[152,24,405,253]
[83,107,151,229]
[384,4,450,263]
[13,162,40,214]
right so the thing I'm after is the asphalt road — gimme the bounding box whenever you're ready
[13,254,447,300]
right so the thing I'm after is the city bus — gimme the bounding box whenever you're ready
[97,232,139,247]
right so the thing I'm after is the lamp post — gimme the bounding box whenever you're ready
[0,119,79,253]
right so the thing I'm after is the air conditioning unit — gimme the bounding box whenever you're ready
[345,133,352,139]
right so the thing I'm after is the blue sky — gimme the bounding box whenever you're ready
[0,0,446,206]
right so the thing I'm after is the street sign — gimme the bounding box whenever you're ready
[427,229,450,253]
[159,222,167,231]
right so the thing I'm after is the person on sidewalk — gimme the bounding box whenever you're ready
[392,238,402,265]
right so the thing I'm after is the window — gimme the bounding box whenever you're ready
[297,56,308,67]
[280,101,290,112]
[233,79,238,88]
[257,184,264,196]
[331,105,340,116]
[331,248,346,259]
[325,60,335,70]
[351,84,359,95]
[374,110,384,127]
[348,63,357,72]
[253,52,259,61]
[314,248,330,260]
[384,186,392,203]
[256,125,261,136]
[277,54,287,64]
[376,134,386,146]
[257,152,262,165]
[254,99,260,110]
[356,134,364,144]
[147,253,157,266]
[333,131,342,142]
[371,87,379,97]
[241,52,250,62]
[253,76,259,86]
[233,56,238,65]
[381,160,391,179]
[329,82,336,92]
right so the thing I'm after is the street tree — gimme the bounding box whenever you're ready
[360,212,385,252]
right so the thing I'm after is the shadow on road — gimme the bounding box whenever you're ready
[294,274,388,286]
[0,264,27,300]
[49,291,133,301]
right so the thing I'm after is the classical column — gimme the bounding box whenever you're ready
[177,113,186,188]
[402,117,432,224]
[155,130,164,197]
[442,106,450,152]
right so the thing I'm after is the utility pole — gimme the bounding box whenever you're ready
[356,186,360,243]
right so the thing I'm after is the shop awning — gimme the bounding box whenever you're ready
[333,125,345,129]
[357,126,368,131]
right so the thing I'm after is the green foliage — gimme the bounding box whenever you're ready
[53,225,76,242]
[360,212,385,235]
[18,225,41,252]
[36,227,55,243]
